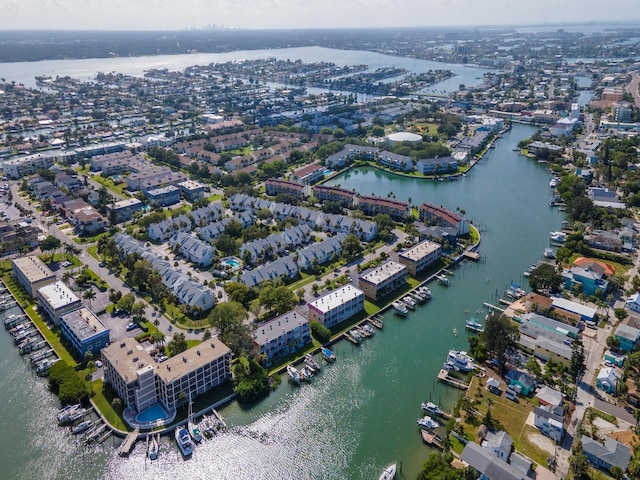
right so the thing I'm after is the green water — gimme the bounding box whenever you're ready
[1,123,565,479]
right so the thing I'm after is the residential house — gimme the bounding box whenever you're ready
[533,405,565,443]
[596,367,620,394]
[482,430,513,461]
[253,311,311,367]
[505,370,536,396]
[296,234,346,270]
[580,436,631,473]
[588,187,626,210]
[562,265,609,297]
[535,386,564,407]
[604,350,626,368]
[239,256,299,288]
[169,232,216,267]
[147,215,192,242]
[550,297,597,324]
[614,321,640,353]
[460,442,528,480]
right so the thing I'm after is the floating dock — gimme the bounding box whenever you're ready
[437,369,470,390]
[118,428,139,456]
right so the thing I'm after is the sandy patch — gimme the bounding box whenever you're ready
[527,432,556,455]
[592,416,618,434]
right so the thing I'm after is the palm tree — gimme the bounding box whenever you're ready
[83,288,96,310]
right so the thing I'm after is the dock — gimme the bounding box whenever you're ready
[437,369,470,390]
[421,430,444,450]
[462,251,481,262]
[118,428,139,456]
[483,302,505,312]
[212,409,227,430]
[498,298,512,306]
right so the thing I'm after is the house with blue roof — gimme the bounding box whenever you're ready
[561,266,609,297]
[614,321,640,353]
[580,436,631,473]
[505,370,536,396]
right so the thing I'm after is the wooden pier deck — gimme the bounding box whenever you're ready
[118,428,139,456]
[483,302,505,312]
[462,251,481,261]
[421,430,444,450]
[437,369,470,390]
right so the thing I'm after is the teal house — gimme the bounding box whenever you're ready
[614,322,640,353]
[505,370,536,396]
[561,266,608,298]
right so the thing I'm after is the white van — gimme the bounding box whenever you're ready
[505,387,517,401]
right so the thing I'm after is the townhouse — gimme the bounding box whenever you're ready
[358,261,407,300]
[147,214,192,242]
[296,234,346,270]
[265,178,310,199]
[419,202,470,235]
[356,195,410,220]
[307,285,365,329]
[169,232,216,267]
[238,256,299,288]
[253,311,311,367]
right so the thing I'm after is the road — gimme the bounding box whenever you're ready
[625,70,640,108]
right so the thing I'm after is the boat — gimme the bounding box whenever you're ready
[549,177,559,188]
[417,415,439,430]
[465,318,485,333]
[410,291,426,304]
[362,323,376,336]
[188,419,203,443]
[349,328,363,342]
[57,404,80,422]
[71,420,93,435]
[345,331,360,345]
[447,349,475,372]
[286,364,301,383]
[175,426,193,457]
[36,357,59,376]
[148,434,159,460]
[402,296,416,309]
[369,316,384,329]
[453,328,458,337]
[435,274,449,286]
[60,407,87,425]
[378,463,397,480]
[321,347,336,362]
[418,286,432,299]
[420,402,451,419]
[392,302,408,317]
[544,248,555,259]
[549,231,567,243]
[300,365,314,381]
[304,354,321,372]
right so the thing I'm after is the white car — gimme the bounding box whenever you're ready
[94,360,103,368]
[604,360,614,368]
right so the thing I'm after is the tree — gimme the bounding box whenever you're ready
[215,234,239,256]
[202,329,212,341]
[208,301,255,357]
[525,356,542,379]
[614,308,629,323]
[528,263,562,294]
[610,465,624,480]
[225,282,253,306]
[569,339,586,384]
[480,312,519,375]
[310,321,331,344]
[606,335,621,352]
[232,355,271,403]
[342,233,363,261]
[166,332,188,357]
[116,292,135,313]
[258,285,297,316]
[40,235,61,262]
[82,288,96,310]
[131,301,146,321]
[111,397,122,412]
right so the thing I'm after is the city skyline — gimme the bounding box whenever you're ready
[3,0,640,31]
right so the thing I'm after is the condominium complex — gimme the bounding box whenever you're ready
[37,281,82,325]
[307,285,365,328]
[358,261,407,300]
[398,239,442,276]
[253,310,311,367]
[59,306,110,358]
[11,256,56,297]
[102,337,232,418]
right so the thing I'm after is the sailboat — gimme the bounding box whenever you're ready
[148,434,159,460]
[187,396,203,443]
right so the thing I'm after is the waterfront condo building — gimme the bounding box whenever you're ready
[37,281,81,325]
[419,202,470,235]
[11,255,56,297]
[356,195,410,221]
[59,306,110,358]
[312,184,357,208]
[2,153,55,179]
[398,239,442,276]
[265,178,310,199]
[307,285,365,329]
[106,198,143,223]
[253,310,311,367]
[102,337,232,422]
[358,261,408,300]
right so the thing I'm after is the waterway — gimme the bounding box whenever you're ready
[0,123,566,479]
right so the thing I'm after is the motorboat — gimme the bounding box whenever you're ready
[392,302,408,317]
[549,231,567,243]
[421,402,443,416]
[57,404,80,422]
[286,365,301,383]
[321,347,336,362]
[417,415,439,430]
[188,420,203,443]
[175,426,193,457]
[544,248,555,259]
[418,286,432,299]
[304,354,321,372]
[436,274,449,286]
[402,296,416,310]
[447,349,475,372]
[71,420,93,435]
[148,435,159,460]
[378,463,397,480]
[465,318,485,333]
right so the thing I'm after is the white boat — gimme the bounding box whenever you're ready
[304,354,321,372]
[402,296,416,309]
[417,415,439,429]
[175,426,193,456]
[287,365,301,383]
[447,349,475,372]
[549,177,558,188]
[421,402,445,416]
[436,274,449,286]
[549,231,567,243]
[392,301,408,317]
[148,435,159,460]
[71,420,93,435]
[378,463,397,480]
[453,328,458,337]
[187,397,203,443]
[465,318,485,333]
[418,286,432,299]
[544,248,555,259]
[57,404,80,422]
[321,347,336,362]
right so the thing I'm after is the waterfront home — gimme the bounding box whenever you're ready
[102,337,231,426]
[419,202,469,235]
[481,430,513,461]
[562,265,609,298]
[518,320,573,368]
[307,285,365,329]
[356,195,410,221]
[626,292,640,312]
[505,370,535,396]
[377,150,414,171]
[291,163,324,185]
[2,153,55,179]
[397,239,442,276]
[169,232,216,267]
[106,198,143,223]
[521,313,580,339]
[312,184,357,208]
[525,141,564,156]
[460,442,527,480]
[253,310,311,367]
[239,256,299,288]
[11,256,56,297]
[533,405,564,443]
[596,367,620,394]
[415,156,458,175]
[613,319,640,353]
[587,187,626,210]
[59,306,110,358]
[549,297,597,324]
[358,261,407,301]
[265,178,310,199]
[580,436,631,473]
[37,281,81,325]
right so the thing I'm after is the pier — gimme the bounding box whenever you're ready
[483,302,505,312]
[118,428,139,456]
[462,251,481,262]
[212,409,227,430]
[421,430,444,450]
[437,369,470,390]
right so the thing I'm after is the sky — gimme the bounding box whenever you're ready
[3,0,640,31]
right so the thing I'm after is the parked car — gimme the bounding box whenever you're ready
[94,360,103,368]
[126,322,137,331]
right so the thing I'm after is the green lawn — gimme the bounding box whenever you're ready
[90,174,132,199]
[87,245,100,261]
[91,379,130,431]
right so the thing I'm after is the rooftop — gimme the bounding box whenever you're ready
[60,306,109,341]
[37,281,80,310]
[12,256,55,284]
[308,285,364,314]
[359,261,406,286]
[253,310,308,345]
[399,239,441,262]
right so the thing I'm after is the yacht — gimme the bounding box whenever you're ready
[550,231,567,243]
[544,248,555,259]
[465,318,485,333]
[421,402,446,417]
[304,354,321,373]
[435,274,449,286]
[402,296,416,310]
[447,350,475,372]
[378,463,397,480]
[175,426,193,457]
[71,420,93,435]
[321,347,336,362]
[392,302,408,317]
[418,286,432,299]
[148,434,159,460]
[417,415,439,430]
[287,365,301,383]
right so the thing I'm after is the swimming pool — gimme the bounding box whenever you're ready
[221,257,241,269]
[135,403,170,424]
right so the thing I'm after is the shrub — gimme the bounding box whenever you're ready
[311,321,331,344]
